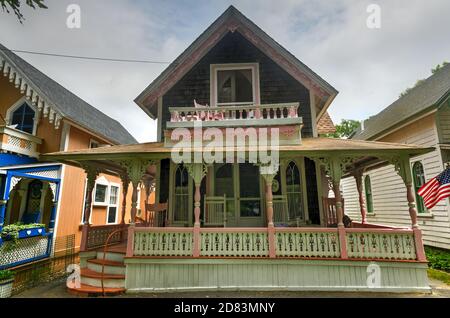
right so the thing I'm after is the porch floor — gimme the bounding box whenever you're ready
[97,242,127,254]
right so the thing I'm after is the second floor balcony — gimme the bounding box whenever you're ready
[0,125,42,158]
[167,102,302,129]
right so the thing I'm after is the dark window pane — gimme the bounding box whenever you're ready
[365,176,373,213]
[240,200,261,217]
[11,103,35,134]
[95,184,107,202]
[215,164,234,197]
[413,162,426,213]
[107,207,117,223]
[217,69,253,104]
[239,163,260,198]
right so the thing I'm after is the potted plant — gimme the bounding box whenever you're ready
[0,270,14,298]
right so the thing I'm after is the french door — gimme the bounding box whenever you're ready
[213,163,264,227]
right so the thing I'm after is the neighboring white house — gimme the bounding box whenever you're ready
[342,64,450,250]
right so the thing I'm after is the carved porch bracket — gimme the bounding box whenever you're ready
[117,159,155,225]
[380,154,418,228]
[185,163,208,186]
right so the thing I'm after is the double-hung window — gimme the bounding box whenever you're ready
[211,63,259,106]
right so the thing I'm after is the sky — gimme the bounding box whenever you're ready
[0,0,449,142]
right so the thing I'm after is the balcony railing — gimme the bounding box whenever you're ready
[167,103,302,128]
[0,125,42,158]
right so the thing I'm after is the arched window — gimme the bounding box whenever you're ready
[174,165,189,222]
[412,162,426,213]
[11,102,35,134]
[286,161,304,220]
[364,175,374,213]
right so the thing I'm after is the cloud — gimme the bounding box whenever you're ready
[0,0,449,141]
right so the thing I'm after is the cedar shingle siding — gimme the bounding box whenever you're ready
[162,31,312,136]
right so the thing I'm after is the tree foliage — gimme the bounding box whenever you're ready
[400,61,449,98]
[0,0,47,23]
[326,119,360,139]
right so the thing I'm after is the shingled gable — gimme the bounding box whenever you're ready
[0,43,137,145]
[135,5,338,121]
[353,63,450,141]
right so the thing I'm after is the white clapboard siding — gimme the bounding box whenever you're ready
[342,114,450,250]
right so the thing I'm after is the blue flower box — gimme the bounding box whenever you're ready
[17,227,46,239]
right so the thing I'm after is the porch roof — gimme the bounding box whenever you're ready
[41,137,433,175]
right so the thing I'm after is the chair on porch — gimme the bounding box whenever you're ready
[203,195,227,227]
[138,203,168,227]
[322,197,345,227]
[273,195,289,225]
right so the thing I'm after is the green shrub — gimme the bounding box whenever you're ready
[0,270,14,281]
[425,246,450,272]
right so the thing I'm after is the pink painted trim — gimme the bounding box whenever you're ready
[193,225,200,258]
[345,228,413,234]
[200,227,269,233]
[352,221,409,230]
[268,226,276,258]
[80,224,89,252]
[134,227,193,233]
[338,227,348,259]
[275,227,338,233]
[413,228,427,262]
[126,226,135,257]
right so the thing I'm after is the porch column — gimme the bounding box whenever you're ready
[186,163,207,257]
[118,159,152,226]
[260,169,277,258]
[120,174,130,224]
[80,165,99,252]
[353,168,367,224]
[393,155,426,261]
[313,156,350,259]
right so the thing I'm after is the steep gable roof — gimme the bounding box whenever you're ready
[353,63,450,140]
[135,5,338,120]
[0,43,137,145]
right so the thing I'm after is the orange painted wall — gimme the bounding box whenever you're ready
[55,125,152,252]
[0,75,23,117]
[0,73,63,152]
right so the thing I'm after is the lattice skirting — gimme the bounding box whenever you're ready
[0,236,49,268]
[125,258,430,293]
[0,280,13,298]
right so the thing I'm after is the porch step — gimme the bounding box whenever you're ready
[67,283,125,297]
[96,251,125,263]
[87,259,125,275]
[80,268,125,289]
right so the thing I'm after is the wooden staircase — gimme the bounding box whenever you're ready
[68,245,126,296]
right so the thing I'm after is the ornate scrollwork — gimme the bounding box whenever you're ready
[80,163,100,190]
[184,163,209,185]
[117,159,156,185]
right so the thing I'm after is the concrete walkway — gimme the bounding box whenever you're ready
[13,277,450,298]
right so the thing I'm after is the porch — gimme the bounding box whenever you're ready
[42,137,432,293]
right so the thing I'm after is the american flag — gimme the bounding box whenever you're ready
[418,168,450,209]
